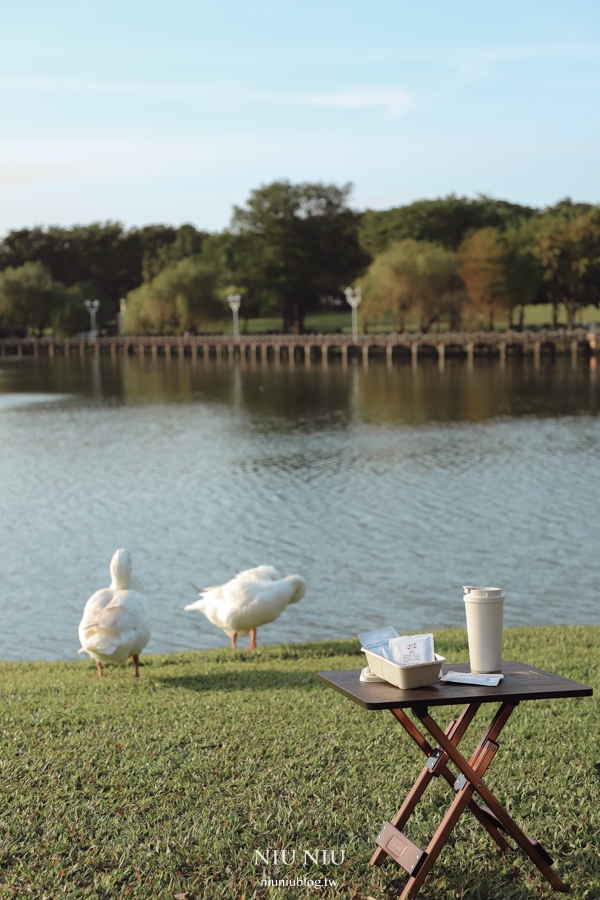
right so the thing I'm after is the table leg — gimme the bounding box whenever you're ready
[416,709,568,893]
[421,706,512,852]
[373,701,514,870]
[370,703,480,867]
[463,797,512,853]
[400,734,503,896]
[374,701,566,897]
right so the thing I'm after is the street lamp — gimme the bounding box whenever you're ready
[84,299,100,343]
[227,293,242,340]
[344,286,362,343]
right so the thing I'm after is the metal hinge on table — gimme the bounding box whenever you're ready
[425,748,443,773]
[454,740,499,791]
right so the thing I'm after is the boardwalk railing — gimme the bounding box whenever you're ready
[0,329,596,364]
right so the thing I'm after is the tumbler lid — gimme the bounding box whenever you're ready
[463,586,504,599]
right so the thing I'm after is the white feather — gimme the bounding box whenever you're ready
[78,549,151,665]
[184,565,305,638]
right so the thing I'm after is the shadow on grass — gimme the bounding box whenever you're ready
[154,667,335,693]
[384,858,555,900]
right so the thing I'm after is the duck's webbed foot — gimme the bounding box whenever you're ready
[132,654,140,677]
[249,628,257,649]
[96,660,103,677]
[230,633,237,649]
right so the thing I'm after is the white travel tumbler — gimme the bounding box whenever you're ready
[463,586,504,674]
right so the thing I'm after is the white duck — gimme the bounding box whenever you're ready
[185,565,306,648]
[78,549,151,677]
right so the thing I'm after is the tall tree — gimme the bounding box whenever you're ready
[0,223,136,319]
[361,239,462,332]
[124,258,223,335]
[459,228,512,330]
[359,194,537,257]
[0,222,207,325]
[501,221,546,328]
[545,198,594,219]
[141,224,207,281]
[531,209,600,330]
[0,262,84,336]
[230,181,369,333]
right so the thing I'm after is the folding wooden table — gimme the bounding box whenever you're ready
[317,661,592,899]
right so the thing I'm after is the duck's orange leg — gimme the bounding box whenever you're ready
[230,633,237,649]
[96,660,103,677]
[132,654,140,677]
[249,628,257,649]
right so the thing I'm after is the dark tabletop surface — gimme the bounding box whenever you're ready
[317,661,593,710]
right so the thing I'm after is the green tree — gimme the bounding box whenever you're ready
[0,223,135,320]
[359,194,537,256]
[531,208,600,330]
[459,228,513,330]
[220,233,265,324]
[545,198,594,219]
[0,222,207,326]
[124,258,223,335]
[0,262,84,336]
[230,180,369,333]
[49,288,89,337]
[361,239,462,332]
[141,224,207,282]
[501,221,546,328]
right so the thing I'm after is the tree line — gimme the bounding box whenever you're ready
[361,200,600,332]
[1,183,599,337]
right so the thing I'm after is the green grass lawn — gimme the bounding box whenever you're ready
[1,627,598,900]
[207,305,600,337]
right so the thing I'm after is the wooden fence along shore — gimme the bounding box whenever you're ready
[0,329,598,366]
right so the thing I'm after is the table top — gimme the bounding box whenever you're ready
[317,661,593,710]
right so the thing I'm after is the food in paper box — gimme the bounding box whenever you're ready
[357,626,445,689]
[389,633,435,666]
[357,628,435,666]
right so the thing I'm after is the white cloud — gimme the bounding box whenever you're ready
[306,88,414,119]
[0,74,415,119]
[0,161,81,186]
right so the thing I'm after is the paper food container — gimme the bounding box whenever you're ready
[362,648,446,690]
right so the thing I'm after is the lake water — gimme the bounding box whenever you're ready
[1,353,599,661]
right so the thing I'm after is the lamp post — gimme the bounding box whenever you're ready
[117,298,127,336]
[84,299,100,343]
[344,286,362,343]
[227,293,242,340]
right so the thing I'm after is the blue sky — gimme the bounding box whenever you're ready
[1,0,599,233]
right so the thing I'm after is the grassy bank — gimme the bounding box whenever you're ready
[213,304,600,336]
[0,627,598,900]
[160,303,600,338]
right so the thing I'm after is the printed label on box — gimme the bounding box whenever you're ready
[398,639,425,665]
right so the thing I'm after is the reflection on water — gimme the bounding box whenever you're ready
[3,351,599,422]
[0,393,68,409]
[0,354,599,661]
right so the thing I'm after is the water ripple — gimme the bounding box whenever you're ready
[1,356,599,660]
